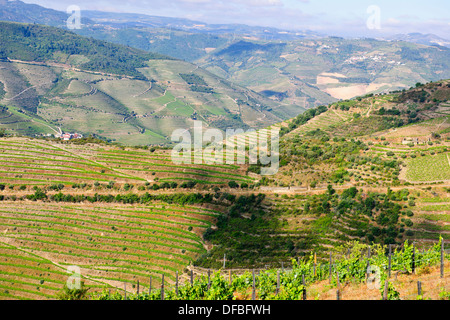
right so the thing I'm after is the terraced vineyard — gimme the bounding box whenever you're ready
[0,242,108,300]
[0,137,256,188]
[0,139,145,186]
[406,153,450,182]
[0,199,221,299]
[0,21,286,146]
[86,147,255,186]
[288,108,355,137]
[411,198,450,245]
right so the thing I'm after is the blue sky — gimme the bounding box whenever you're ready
[24,0,450,38]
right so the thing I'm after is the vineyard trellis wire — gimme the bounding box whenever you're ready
[87,237,449,300]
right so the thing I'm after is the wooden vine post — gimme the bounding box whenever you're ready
[441,237,445,279]
[251,269,256,300]
[161,274,165,300]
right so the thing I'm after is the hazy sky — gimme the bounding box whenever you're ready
[23,0,450,38]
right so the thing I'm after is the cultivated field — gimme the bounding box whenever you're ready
[0,200,219,299]
[0,137,255,187]
[406,153,450,182]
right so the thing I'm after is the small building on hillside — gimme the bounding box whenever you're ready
[402,137,420,145]
[61,133,83,141]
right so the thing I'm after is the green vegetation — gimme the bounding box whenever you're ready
[92,238,446,300]
[0,22,284,145]
[407,153,450,182]
[0,15,449,301]
[0,21,169,78]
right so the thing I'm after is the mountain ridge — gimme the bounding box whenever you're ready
[0,21,290,145]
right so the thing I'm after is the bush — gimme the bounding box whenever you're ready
[180,181,197,189]
[49,183,64,191]
[404,219,413,227]
[123,183,133,191]
[57,282,89,300]
[228,181,239,189]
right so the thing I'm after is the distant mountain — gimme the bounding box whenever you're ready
[82,10,322,40]
[0,0,92,26]
[1,1,449,113]
[0,1,321,40]
[387,33,450,48]
[197,37,450,107]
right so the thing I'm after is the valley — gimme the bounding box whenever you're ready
[0,80,449,299]
[0,0,449,301]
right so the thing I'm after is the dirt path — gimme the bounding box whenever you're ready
[366,101,373,117]
[133,81,153,98]
[0,237,128,293]
[4,82,53,101]
[51,143,142,182]
[332,108,347,121]
[436,117,448,131]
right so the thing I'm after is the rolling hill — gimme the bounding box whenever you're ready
[196,38,450,109]
[0,80,449,300]
[1,1,449,115]
[0,2,449,301]
[0,21,292,145]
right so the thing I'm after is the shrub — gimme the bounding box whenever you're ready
[404,219,413,227]
[123,183,132,191]
[180,181,197,189]
[57,282,89,300]
[228,181,239,189]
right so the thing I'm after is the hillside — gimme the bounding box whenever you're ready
[197,38,450,109]
[0,135,251,299]
[269,79,450,189]
[0,81,449,299]
[0,0,93,27]
[2,2,449,118]
[195,81,450,268]
[0,22,289,145]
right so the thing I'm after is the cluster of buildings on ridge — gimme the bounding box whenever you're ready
[56,132,84,141]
